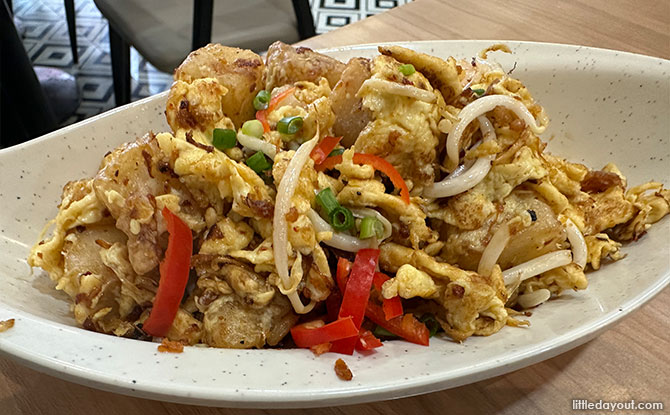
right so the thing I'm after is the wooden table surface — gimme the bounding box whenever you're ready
[2,0,669,413]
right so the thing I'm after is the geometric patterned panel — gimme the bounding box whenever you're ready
[311,0,411,32]
[13,0,411,126]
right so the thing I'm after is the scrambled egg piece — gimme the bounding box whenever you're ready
[199,217,255,257]
[382,264,439,299]
[521,263,587,296]
[28,179,107,295]
[165,309,203,345]
[354,55,442,193]
[229,238,275,271]
[578,185,635,235]
[378,45,462,103]
[266,79,336,145]
[99,242,154,309]
[379,243,508,341]
[613,182,670,241]
[272,150,333,301]
[585,234,624,270]
[156,131,275,220]
[429,145,547,230]
[165,77,235,134]
[333,149,374,181]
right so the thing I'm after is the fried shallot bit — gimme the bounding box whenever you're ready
[334,358,353,381]
[185,131,214,153]
[94,239,112,249]
[310,342,332,356]
[0,319,15,333]
[245,194,274,218]
[581,170,623,193]
[157,338,185,353]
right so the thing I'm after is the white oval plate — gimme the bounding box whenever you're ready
[0,41,668,408]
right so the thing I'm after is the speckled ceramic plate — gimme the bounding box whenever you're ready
[0,41,668,408]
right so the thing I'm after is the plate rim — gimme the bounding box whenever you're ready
[1,39,668,408]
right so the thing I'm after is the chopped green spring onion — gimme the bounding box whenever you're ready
[253,90,270,110]
[359,216,384,239]
[329,206,354,231]
[373,325,399,339]
[328,148,345,157]
[419,313,441,337]
[277,116,303,135]
[212,128,237,150]
[315,188,339,216]
[241,119,264,138]
[399,63,415,76]
[315,187,354,231]
[472,88,486,96]
[246,151,272,173]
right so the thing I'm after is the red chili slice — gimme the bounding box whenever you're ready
[290,316,358,348]
[255,87,296,133]
[352,153,410,204]
[315,153,410,204]
[142,208,193,337]
[366,303,430,346]
[373,272,404,320]
[310,136,342,165]
[336,257,352,293]
[325,290,343,323]
[356,329,383,351]
[330,249,380,355]
[255,109,270,133]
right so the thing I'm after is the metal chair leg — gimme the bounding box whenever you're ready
[64,0,78,63]
[108,24,130,106]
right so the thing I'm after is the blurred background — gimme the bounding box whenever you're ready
[0,0,411,147]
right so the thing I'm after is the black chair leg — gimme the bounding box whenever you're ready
[292,0,316,39]
[192,0,213,51]
[64,0,78,63]
[108,24,130,106]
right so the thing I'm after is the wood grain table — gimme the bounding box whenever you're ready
[2,0,668,413]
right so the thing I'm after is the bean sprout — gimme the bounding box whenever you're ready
[423,116,495,198]
[349,207,393,241]
[446,95,546,167]
[505,273,522,298]
[502,250,572,286]
[565,219,587,269]
[516,288,551,309]
[272,132,319,314]
[306,209,374,252]
[237,132,276,159]
[478,221,511,277]
[359,78,436,103]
